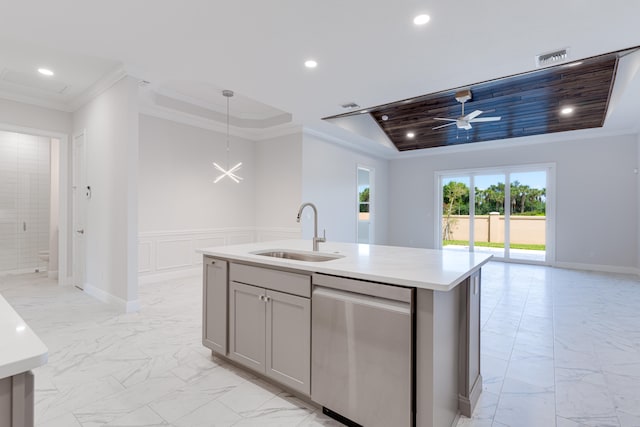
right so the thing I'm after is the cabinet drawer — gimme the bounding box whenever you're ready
[230,263,311,298]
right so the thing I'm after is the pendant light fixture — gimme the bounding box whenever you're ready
[213,89,243,183]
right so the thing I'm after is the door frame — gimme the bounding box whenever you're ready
[72,130,88,289]
[435,162,556,265]
[0,122,70,285]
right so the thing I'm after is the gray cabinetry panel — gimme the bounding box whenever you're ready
[0,372,34,427]
[265,289,311,395]
[230,263,311,298]
[225,262,312,396]
[458,270,482,416]
[202,257,228,354]
[229,281,266,371]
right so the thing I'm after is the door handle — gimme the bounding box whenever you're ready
[76,229,85,234]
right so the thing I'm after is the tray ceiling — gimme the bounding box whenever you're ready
[324,52,621,152]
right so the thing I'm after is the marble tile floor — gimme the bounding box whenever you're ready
[1,262,639,427]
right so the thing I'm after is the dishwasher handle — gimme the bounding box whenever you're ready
[313,286,411,315]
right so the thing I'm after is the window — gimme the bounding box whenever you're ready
[357,166,373,243]
[437,164,554,264]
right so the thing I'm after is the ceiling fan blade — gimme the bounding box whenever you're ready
[433,117,457,122]
[469,116,501,122]
[464,110,483,121]
[432,122,456,130]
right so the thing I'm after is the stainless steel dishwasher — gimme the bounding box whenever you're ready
[311,273,414,427]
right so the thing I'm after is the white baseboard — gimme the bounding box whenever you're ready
[83,283,140,313]
[139,266,201,285]
[554,261,640,276]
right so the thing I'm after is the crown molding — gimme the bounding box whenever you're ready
[139,103,303,141]
[0,64,127,113]
[302,127,395,160]
[67,64,127,111]
[389,126,640,160]
[0,89,70,112]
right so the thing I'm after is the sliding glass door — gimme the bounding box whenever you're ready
[439,165,551,264]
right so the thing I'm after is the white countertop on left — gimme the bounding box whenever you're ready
[0,293,48,379]
[197,240,492,292]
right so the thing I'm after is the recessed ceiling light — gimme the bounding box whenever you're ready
[360,110,369,114]
[304,60,318,69]
[561,107,574,115]
[407,132,415,138]
[413,14,431,25]
[38,68,54,76]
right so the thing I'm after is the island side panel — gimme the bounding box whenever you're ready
[458,270,482,416]
[0,371,35,427]
[415,286,461,427]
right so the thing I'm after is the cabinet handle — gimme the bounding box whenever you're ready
[265,296,271,303]
[211,260,216,265]
[258,295,264,301]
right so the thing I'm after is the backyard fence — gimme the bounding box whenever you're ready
[443,213,546,245]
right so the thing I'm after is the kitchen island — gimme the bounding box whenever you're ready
[0,294,48,427]
[198,240,491,427]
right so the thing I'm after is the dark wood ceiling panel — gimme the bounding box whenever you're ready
[324,53,619,151]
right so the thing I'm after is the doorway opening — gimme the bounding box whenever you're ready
[0,130,60,277]
[438,164,554,264]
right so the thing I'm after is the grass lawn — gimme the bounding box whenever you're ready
[443,240,545,251]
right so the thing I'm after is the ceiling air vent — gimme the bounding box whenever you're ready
[535,48,569,68]
[341,102,360,109]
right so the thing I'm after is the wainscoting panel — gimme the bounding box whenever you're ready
[138,241,153,273]
[191,236,226,264]
[138,227,301,281]
[156,239,193,271]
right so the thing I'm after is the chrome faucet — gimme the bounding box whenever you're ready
[296,202,326,251]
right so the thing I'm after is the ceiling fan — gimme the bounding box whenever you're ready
[432,90,501,130]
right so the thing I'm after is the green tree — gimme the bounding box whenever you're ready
[442,181,469,240]
[359,187,370,213]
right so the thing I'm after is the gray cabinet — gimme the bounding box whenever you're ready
[458,270,482,415]
[229,263,311,395]
[0,372,34,427]
[228,281,266,371]
[202,257,228,354]
[265,288,310,394]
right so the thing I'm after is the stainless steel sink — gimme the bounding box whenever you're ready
[252,249,344,262]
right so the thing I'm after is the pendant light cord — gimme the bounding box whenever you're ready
[226,93,230,170]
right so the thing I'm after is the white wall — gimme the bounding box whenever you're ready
[72,76,139,310]
[137,114,257,279]
[388,133,639,272]
[0,98,71,135]
[302,133,389,245]
[138,114,255,231]
[254,132,302,240]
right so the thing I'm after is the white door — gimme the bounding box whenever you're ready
[72,132,87,289]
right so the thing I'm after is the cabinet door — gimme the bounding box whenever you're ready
[229,281,266,372]
[203,257,228,354]
[265,289,311,395]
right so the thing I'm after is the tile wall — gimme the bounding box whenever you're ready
[0,131,50,274]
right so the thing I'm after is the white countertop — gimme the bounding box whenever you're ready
[198,240,492,291]
[0,293,48,379]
